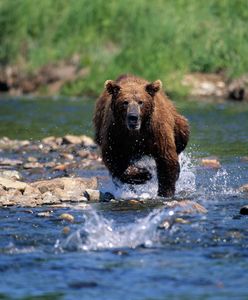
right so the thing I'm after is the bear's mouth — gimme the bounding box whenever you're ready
[127,114,141,131]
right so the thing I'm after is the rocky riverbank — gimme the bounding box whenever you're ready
[0,134,102,207]
[0,134,207,214]
[0,63,248,101]
[1,134,247,212]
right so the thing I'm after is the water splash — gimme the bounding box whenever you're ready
[208,168,238,196]
[100,153,196,199]
[56,205,191,252]
[176,152,196,195]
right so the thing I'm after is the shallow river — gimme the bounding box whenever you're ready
[0,97,248,299]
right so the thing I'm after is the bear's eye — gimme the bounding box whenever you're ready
[138,100,143,106]
[123,101,129,107]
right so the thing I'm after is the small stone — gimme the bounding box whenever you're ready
[53,187,67,200]
[84,189,100,202]
[239,184,248,193]
[6,188,22,198]
[110,199,118,203]
[80,135,95,147]
[42,192,60,204]
[0,158,23,166]
[23,185,41,197]
[62,135,82,145]
[27,156,38,163]
[60,153,74,160]
[23,209,34,214]
[43,161,56,168]
[62,226,71,234]
[0,170,22,180]
[201,158,221,168]
[158,220,171,230]
[0,137,30,151]
[240,205,248,215]
[112,249,129,256]
[42,136,57,145]
[0,177,28,191]
[175,217,190,224]
[0,186,7,196]
[37,211,53,217]
[59,213,74,222]
[128,199,141,205]
[53,164,69,171]
[23,162,43,169]
[102,192,115,202]
[77,150,90,158]
[163,200,207,214]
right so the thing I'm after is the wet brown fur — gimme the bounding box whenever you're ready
[93,74,190,197]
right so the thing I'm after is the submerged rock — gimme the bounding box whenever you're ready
[163,200,207,214]
[240,205,248,215]
[201,158,221,168]
[62,226,71,235]
[59,213,74,222]
[37,211,53,217]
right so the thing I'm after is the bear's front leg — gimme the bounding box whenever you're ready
[155,156,180,198]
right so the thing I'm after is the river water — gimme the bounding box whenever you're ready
[0,97,248,299]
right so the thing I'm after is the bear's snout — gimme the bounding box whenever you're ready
[127,114,140,130]
[126,102,141,130]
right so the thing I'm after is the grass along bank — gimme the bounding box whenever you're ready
[0,0,248,96]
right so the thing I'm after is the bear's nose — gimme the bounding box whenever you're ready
[128,114,138,123]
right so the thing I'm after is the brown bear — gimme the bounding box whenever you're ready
[93,74,189,197]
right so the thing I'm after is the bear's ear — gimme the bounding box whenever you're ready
[105,80,120,97]
[145,80,162,97]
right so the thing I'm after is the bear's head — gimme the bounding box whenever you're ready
[105,79,162,131]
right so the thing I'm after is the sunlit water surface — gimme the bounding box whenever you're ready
[0,97,248,300]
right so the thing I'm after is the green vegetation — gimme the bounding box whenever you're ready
[0,0,248,95]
